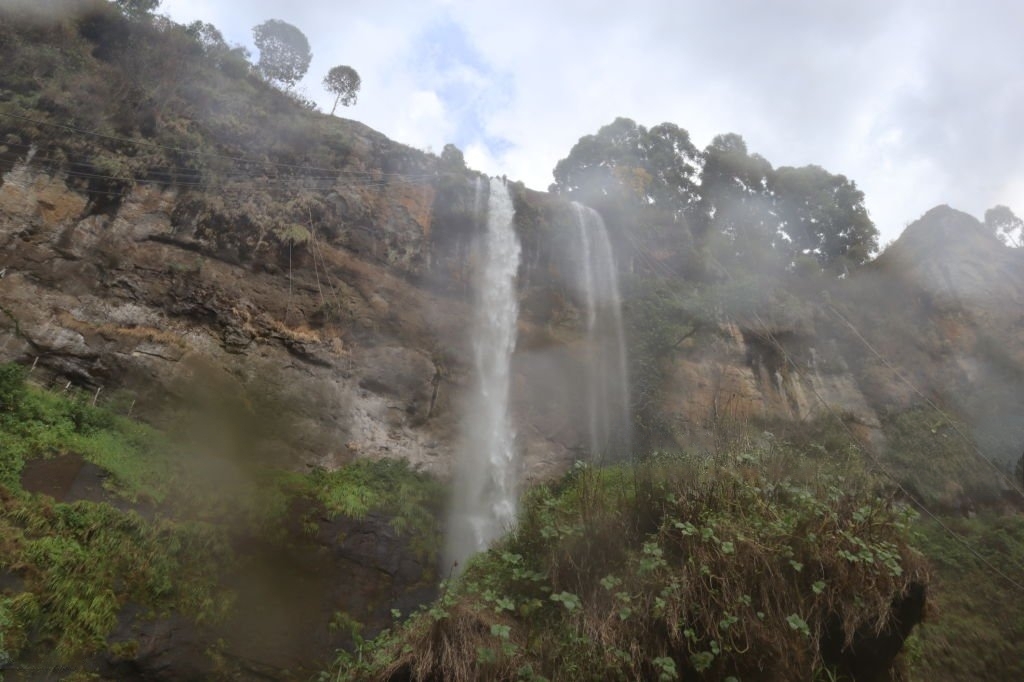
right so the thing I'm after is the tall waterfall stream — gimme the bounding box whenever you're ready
[446,178,522,571]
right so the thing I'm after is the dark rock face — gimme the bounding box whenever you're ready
[821,582,927,682]
[103,610,214,682]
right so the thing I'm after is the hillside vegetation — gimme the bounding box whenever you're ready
[332,441,928,681]
[1,2,1023,681]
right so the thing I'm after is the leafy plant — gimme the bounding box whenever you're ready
[326,447,928,681]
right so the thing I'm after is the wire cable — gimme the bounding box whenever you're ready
[750,310,1024,592]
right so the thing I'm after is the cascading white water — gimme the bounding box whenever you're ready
[445,177,522,572]
[571,202,631,460]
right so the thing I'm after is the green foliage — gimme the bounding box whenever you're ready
[0,494,230,660]
[881,406,996,508]
[184,20,228,56]
[440,143,467,172]
[324,64,361,114]
[984,204,1023,247]
[114,0,160,19]
[551,118,701,280]
[552,117,700,213]
[273,222,311,244]
[698,133,781,272]
[551,118,879,279]
[0,367,447,669]
[0,364,231,661]
[252,18,312,89]
[772,164,878,272]
[0,362,27,414]
[328,448,926,681]
[0,366,177,501]
[307,459,444,560]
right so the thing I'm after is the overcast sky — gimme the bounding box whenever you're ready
[161,0,1023,245]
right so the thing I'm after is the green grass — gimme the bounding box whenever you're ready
[0,363,229,663]
[902,514,1024,681]
[0,364,177,502]
[881,406,999,508]
[244,459,446,561]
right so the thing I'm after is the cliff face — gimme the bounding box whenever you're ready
[0,137,601,483]
[2,3,1023,499]
[651,205,1024,504]
[7,135,1023,502]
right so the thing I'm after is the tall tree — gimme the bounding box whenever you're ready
[984,205,1023,247]
[551,117,700,214]
[252,19,311,89]
[551,118,702,277]
[323,65,361,114]
[185,21,228,56]
[772,165,878,273]
[698,133,781,271]
[114,0,160,18]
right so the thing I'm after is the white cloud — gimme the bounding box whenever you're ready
[394,90,449,151]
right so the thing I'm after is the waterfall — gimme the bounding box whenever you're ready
[445,177,522,572]
[571,202,631,460]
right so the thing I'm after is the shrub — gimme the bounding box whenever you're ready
[0,362,27,415]
[328,446,928,681]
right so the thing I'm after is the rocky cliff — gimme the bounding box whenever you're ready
[2,1,1023,505]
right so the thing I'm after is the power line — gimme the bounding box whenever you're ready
[613,224,1024,593]
[749,310,1024,593]
[0,110,442,180]
[2,143,437,188]
[824,303,1024,501]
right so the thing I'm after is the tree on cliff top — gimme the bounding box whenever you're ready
[698,133,781,271]
[551,117,701,215]
[985,204,1023,247]
[550,118,703,278]
[323,64,361,114]
[773,165,878,272]
[114,0,160,18]
[253,19,311,89]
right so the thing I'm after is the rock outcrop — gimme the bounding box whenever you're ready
[4,151,1024,495]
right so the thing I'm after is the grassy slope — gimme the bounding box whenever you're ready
[0,362,444,672]
[905,516,1024,680]
[0,363,230,663]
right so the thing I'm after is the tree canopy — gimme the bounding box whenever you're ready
[550,118,703,277]
[698,133,780,271]
[114,0,160,18]
[551,117,701,215]
[984,204,1023,247]
[552,119,880,278]
[773,165,877,272]
[252,19,311,89]
[185,21,227,55]
[323,65,361,115]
